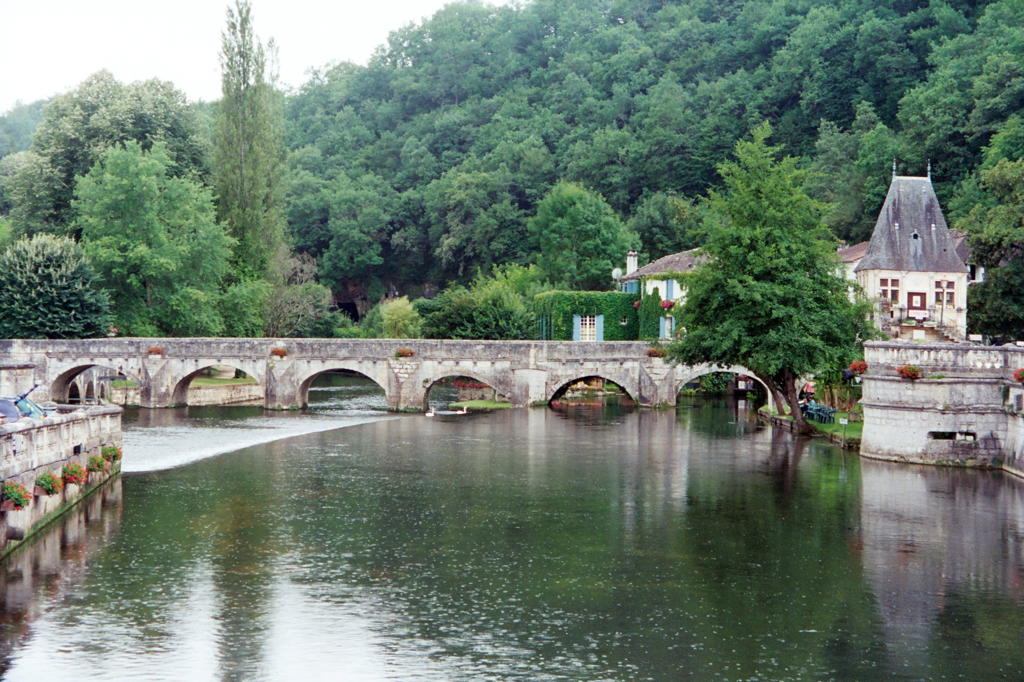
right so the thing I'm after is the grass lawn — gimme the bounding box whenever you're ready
[190,377,258,386]
[758,406,863,440]
[449,399,512,409]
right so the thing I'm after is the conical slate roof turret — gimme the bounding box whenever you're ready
[854,176,965,273]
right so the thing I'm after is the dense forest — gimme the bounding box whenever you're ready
[2,0,1024,336]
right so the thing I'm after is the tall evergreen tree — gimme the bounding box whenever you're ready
[215,0,286,281]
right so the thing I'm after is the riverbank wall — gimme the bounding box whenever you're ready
[111,381,263,407]
[861,341,1024,477]
[0,405,122,558]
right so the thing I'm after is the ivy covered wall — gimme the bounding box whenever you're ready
[534,291,639,340]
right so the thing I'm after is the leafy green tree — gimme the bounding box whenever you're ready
[380,296,422,338]
[528,182,636,290]
[418,265,545,339]
[807,103,900,244]
[628,191,701,259]
[5,72,205,236]
[0,234,110,338]
[215,0,286,280]
[220,279,273,337]
[668,123,873,433]
[74,141,233,336]
[959,160,1024,268]
[967,262,1024,340]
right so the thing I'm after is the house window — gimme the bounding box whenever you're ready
[879,278,899,303]
[934,280,955,306]
[579,315,597,341]
[659,316,675,340]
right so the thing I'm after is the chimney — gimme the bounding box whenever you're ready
[626,250,638,276]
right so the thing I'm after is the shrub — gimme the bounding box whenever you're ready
[898,364,922,381]
[395,348,415,358]
[101,445,122,463]
[1014,368,1024,384]
[849,360,868,374]
[2,480,31,509]
[0,234,111,339]
[270,347,288,358]
[381,296,422,338]
[87,455,107,472]
[62,463,87,486]
[36,471,63,495]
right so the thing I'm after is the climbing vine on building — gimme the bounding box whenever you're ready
[534,291,638,340]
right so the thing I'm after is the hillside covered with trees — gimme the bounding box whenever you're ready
[2,0,1024,337]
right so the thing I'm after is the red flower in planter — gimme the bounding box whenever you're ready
[849,360,868,375]
[633,300,641,309]
[270,347,288,358]
[660,299,675,309]
[647,347,666,358]
[1014,369,1024,384]
[897,364,922,381]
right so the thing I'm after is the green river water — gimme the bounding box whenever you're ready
[1,378,1023,680]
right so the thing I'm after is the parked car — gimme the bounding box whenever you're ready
[0,386,52,423]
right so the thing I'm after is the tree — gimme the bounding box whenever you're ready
[215,0,286,281]
[74,142,233,336]
[528,182,636,290]
[627,191,701,259]
[380,296,422,338]
[5,72,205,236]
[0,234,110,339]
[418,264,544,339]
[668,123,873,434]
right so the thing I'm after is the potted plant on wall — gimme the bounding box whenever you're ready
[1,480,31,511]
[35,471,63,497]
[1013,369,1024,384]
[897,364,922,381]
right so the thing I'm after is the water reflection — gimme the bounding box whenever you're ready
[0,479,122,675]
[1,400,1023,679]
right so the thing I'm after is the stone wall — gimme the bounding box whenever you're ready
[861,340,1024,469]
[0,405,122,557]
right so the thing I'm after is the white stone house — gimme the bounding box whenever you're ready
[849,174,969,340]
[618,248,702,340]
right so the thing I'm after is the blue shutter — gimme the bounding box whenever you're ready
[572,314,581,341]
[596,315,604,341]
[666,279,675,299]
[629,281,638,294]
[659,316,666,339]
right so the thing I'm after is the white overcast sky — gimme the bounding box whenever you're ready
[0,0,514,114]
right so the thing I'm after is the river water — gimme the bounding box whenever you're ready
[1,379,1024,680]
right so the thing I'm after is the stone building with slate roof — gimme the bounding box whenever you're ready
[853,174,968,340]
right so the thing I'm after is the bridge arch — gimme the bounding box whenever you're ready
[170,364,265,406]
[421,371,509,411]
[50,363,143,404]
[675,365,773,411]
[296,365,389,408]
[547,373,638,405]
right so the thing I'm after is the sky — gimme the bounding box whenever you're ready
[0,0,513,114]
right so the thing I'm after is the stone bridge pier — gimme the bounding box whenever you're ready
[1,338,771,413]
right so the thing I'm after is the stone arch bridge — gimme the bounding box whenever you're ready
[0,338,770,412]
